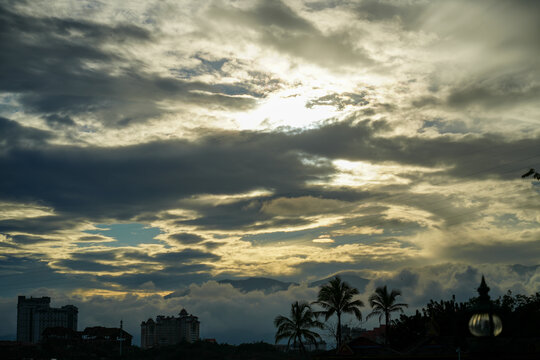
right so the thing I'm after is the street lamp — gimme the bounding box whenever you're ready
[468,276,502,337]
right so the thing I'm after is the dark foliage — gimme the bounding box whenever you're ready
[390,292,540,350]
[313,276,363,349]
[2,340,309,360]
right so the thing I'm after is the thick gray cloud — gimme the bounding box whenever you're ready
[169,233,206,245]
[9,234,58,245]
[441,239,540,265]
[0,117,52,151]
[353,0,428,30]
[0,216,84,235]
[0,125,332,220]
[0,3,256,127]
[0,255,99,297]
[1,116,538,238]
[447,82,540,110]
[55,259,129,273]
[208,0,373,67]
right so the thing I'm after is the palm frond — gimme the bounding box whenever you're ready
[274,300,323,348]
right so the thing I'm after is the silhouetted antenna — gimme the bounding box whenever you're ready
[119,319,124,357]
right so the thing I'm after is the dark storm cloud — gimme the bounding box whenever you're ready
[55,259,129,273]
[0,255,98,297]
[65,248,218,269]
[208,0,373,68]
[175,200,269,231]
[1,116,539,237]
[0,117,52,150]
[0,4,255,127]
[0,125,334,220]
[9,234,58,245]
[97,269,212,290]
[70,250,119,262]
[0,216,83,235]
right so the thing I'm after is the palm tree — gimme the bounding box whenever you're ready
[367,285,408,345]
[312,276,364,349]
[274,301,324,356]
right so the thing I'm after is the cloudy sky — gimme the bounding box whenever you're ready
[1,0,540,345]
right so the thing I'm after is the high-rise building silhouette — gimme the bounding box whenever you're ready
[140,308,200,348]
[17,296,78,343]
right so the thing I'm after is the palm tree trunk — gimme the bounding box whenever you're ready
[385,311,389,345]
[336,312,341,349]
[298,335,306,357]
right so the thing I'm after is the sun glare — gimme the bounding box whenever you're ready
[233,87,341,130]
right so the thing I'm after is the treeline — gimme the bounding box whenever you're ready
[129,341,300,360]
[390,291,540,350]
[274,275,540,354]
[3,340,302,360]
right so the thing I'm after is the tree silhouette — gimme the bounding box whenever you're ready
[274,301,323,356]
[367,285,408,345]
[312,276,364,349]
[521,168,540,180]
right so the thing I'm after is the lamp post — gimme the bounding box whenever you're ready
[468,276,502,337]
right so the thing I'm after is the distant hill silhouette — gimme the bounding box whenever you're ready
[218,277,299,294]
[309,273,370,293]
[164,288,191,299]
[164,273,370,299]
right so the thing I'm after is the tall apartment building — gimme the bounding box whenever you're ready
[141,308,200,349]
[17,296,78,343]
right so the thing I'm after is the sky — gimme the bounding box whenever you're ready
[1,0,540,346]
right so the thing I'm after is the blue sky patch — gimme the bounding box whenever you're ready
[83,223,163,247]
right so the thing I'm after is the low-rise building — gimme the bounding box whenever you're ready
[341,325,367,341]
[81,326,133,347]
